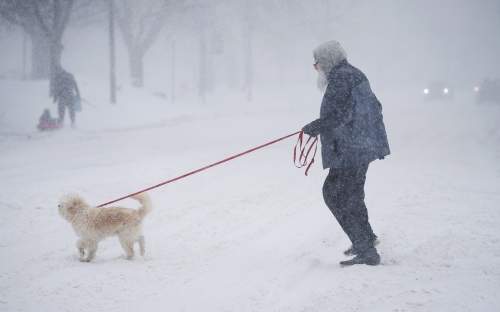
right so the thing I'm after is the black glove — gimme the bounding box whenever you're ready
[302,119,322,137]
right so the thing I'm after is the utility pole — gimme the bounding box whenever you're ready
[108,0,117,104]
[22,29,27,80]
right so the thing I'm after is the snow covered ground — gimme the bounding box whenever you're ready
[1,80,500,311]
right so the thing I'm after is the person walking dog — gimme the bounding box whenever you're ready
[302,41,390,266]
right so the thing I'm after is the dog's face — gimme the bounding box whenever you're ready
[58,195,88,221]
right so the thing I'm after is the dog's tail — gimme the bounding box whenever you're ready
[131,192,152,219]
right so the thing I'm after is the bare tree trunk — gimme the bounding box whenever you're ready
[115,0,168,88]
[29,31,50,79]
[22,29,28,80]
[0,0,75,89]
[49,39,64,97]
[129,48,144,87]
[50,40,63,71]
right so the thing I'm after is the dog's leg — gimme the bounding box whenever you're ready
[84,240,98,262]
[76,239,86,260]
[119,235,134,260]
[138,235,145,257]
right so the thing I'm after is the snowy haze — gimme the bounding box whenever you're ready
[1,0,500,93]
[1,1,500,311]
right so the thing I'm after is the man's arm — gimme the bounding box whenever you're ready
[303,71,352,136]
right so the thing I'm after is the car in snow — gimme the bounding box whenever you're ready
[422,81,454,101]
[474,78,500,105]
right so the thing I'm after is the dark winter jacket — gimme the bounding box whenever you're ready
[52,70,80,105]
[304,60,390,169]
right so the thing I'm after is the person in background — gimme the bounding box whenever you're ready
[302,40,390,266]
[52,65,81,128]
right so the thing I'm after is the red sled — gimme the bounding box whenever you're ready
[37,109,61,131]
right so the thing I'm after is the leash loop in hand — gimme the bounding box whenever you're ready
[293,130,318,176]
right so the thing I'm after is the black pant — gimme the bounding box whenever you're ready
[322,163,377,252]
[58,100,75,125]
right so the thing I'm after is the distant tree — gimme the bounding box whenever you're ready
[185,0,230,103]
[0,10,12,33]
[193,2,212,103]
[115,0,171,87]
[0,0,76,81]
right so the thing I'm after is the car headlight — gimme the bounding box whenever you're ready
[474,86,480,92]
[443,88,449,94]
[423,88,429,95]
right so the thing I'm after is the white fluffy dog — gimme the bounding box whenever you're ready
[58,193,152,262]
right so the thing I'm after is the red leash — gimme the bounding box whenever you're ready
[293,131,319,176]
[97,130,317,207]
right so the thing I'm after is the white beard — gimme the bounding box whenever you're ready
[316,70,328,93]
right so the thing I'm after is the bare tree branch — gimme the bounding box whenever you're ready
[0,0,88,80]
[140,12,166,52]
[116,0,134,50]
[33,0,51,37]
[115,0,174,87]
[55,0,75,41]
[0,0,36,33]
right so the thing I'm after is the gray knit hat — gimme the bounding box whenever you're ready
[313,40,347,74]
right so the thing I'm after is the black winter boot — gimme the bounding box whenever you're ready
[340,248,380,266]
[344,238,379,256]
